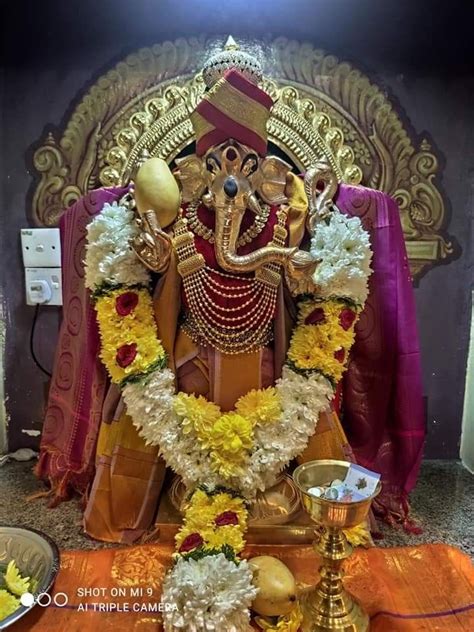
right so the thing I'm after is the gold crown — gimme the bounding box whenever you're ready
[202,36,263,89]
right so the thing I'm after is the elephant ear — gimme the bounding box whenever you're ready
[254,156,293,205]
[174,155,207,203]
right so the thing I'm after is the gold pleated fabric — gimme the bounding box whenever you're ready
[83,413,167,544]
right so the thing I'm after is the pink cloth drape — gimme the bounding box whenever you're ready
[35,187,126,503]
[336,185,425,528]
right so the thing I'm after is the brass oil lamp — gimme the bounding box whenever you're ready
[293,459,381,632]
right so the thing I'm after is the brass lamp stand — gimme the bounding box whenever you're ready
[293,460,381,632]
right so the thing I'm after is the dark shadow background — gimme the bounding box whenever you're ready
[1,0,473,457]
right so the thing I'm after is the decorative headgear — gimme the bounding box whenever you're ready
[191,38,273,156]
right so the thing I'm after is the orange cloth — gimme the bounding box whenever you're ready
[84,413,166,543]
[10,543,474,631]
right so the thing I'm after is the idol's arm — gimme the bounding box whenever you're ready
[130,157,181,274]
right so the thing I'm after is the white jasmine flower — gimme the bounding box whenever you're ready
[84,202,150,290]
[162,554,256,632]
[310,212,372,305]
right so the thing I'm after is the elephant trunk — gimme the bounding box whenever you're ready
[214,199,296,273]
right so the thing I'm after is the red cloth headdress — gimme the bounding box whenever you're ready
[191,69,273,156]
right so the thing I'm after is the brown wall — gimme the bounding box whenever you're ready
[1,0,473,457]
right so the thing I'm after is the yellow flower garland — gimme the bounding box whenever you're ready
[288,298,359,383]
[94,288,362,471]
[175,489,248,556]
[95,288,166,383]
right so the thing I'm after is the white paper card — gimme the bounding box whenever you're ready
[342,464,381,500]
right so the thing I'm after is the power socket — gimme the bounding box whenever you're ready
[21,228,61,267]
[25,268,63,306]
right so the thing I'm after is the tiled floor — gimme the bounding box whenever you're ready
[1,459,473,555]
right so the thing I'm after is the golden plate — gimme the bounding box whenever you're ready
[169,475,301,526]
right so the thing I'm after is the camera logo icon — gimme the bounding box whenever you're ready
[20,592,69,608]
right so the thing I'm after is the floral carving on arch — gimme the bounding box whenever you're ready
[31,35,453,281]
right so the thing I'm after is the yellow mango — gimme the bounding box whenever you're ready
[249,555,297,617]
[134,157,181,228]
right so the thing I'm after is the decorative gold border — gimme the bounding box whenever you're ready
[30,36,453,280]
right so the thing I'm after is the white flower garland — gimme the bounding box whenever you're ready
[85,202,150,291]
[310,212,372,305]
[161,554,257,632]
[122,366,333,498]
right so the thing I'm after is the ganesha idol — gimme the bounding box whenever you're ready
[36,42,425,545]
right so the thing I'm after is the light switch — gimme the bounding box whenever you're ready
[21,228,61,267]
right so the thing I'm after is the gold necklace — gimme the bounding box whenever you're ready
[186,201,271,248]
[172,207,289,354]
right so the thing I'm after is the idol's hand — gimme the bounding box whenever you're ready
[304,160,338,233]
[285,249,320,296]
[132,209,172,273]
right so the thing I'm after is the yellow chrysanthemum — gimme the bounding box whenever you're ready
[204,413,254,478]
[173,393,221,436]
[95,288,166,383]
[179,508,216,534]
[288,326,341,377]
[176,490,248,554]
[255,603,303,632]
[176,524,246,554]
[4,560,30,596]
[0,589,20,620]
[208,413,253,454]
[206,494,247,523]
[343,521,373,548]
[182,496,247,533]
[235,388,281,426]
[211,452,248,479]
[205,525,246,553]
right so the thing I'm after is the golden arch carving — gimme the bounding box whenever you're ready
[31,35,453,281]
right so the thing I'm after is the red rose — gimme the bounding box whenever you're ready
[214,511,239,527]
[305,307,326,325]
[116,291,139,316]
[179,533,204,553]
[339,309,356,331]
[334,348,345,363]
[116,343,137,368]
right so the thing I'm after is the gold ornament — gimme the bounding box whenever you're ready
[31,36,452,281]
[293,460,381,632]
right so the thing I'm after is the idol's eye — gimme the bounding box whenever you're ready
[206,154,220,174]
[241,154,258,176]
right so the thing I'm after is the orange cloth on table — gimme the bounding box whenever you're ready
[11,543,474,631]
